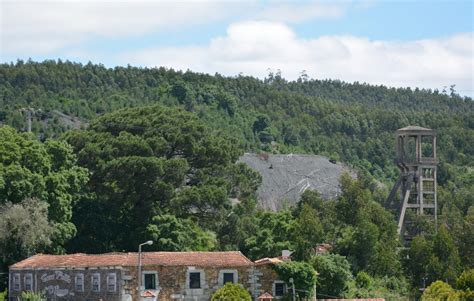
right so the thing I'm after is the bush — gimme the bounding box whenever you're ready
[421,280,456,301]
[457,269,474,291]
[17,291,46,301]
[0,290,6,301]
[311,254,352,298]
[211,283,252,301]
[274,261,317,299]
[457,269,474,301]
[356,272,372,289]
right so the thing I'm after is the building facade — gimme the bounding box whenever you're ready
[9,252,285,301]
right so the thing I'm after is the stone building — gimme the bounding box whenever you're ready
[9,251,286,301]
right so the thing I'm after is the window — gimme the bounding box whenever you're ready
[12,273,20,291]
[218,270,237,286]
[142,272,157,290]
[107,273,116,292]
[92,273,100,292]
[223,273,234,284]
[189,272,201,289]
[75,273,84,292]
[273,281,286,297]
[24,274,33,291]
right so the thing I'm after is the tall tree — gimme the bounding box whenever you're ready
[63,105,259,252]
[0,126,88,251]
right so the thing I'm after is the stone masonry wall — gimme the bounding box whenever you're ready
[254,265,281,298]
[9,264,280,301]
[124,265,254,301]
[9,268,123,301]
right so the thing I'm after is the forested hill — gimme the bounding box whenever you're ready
[0,60,473,184]
[1,60,473,299]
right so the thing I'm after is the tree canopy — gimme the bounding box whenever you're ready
[0,60,472,299]
[63,105,260,252]
[0,126,88,254]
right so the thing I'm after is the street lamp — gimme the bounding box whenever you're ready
[289,278,295,301]
[137,240,153,295]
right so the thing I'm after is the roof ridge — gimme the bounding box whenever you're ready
[11,251,254,269]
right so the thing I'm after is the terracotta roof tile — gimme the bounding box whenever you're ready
[130,251,253,267]
[141,290,158,297]
[258,292,274,300]
[10,252,253,269]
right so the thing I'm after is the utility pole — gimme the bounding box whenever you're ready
[20,107,40,133]
[26,109,32,132]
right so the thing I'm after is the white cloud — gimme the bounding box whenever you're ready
[118,21,473,93]
[0,0,256,55]
[0,0,348,56]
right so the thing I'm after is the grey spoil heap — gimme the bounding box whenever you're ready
[239,153,354,211]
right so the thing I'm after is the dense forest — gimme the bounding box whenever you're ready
[0,60,473,299]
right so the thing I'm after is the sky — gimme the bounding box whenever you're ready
[1,0,473,96]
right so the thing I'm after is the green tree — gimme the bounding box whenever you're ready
[430,226,461,285]
[243,210,295,260]
[64,105,259,252]
[311,254,352,298]
[405,235,433,286]
[0,126,88,252]
[421,280,457,301]
[457,269,474,301]
[293,203,323,260]
[146,214,216,251]
[457,269,474,292]
[274,261,317,299]
[0,198,53,266]
[211,283,252,301]
[335,175,400,276]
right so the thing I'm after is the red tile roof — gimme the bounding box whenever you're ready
[10,252,253,269]
[10,253,129,269]
[135,251,253,267]
[258,292,274,300]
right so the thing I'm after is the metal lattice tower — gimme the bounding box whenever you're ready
[386,126,437,243]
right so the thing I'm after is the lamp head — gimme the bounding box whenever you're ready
[145,240,153,245]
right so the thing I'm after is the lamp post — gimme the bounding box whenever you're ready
[137,240,153,296]
[289,277,296,301]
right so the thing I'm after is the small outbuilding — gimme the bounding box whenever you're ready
[258,292,274,300]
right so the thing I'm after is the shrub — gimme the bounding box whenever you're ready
[18,291,46,301]
[211,283,252,301]
[421,280,457,301]
[457,269,474,291]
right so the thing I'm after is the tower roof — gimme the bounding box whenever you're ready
[398,125,432,131]
[396,126,435,134]
[397,125,432,131]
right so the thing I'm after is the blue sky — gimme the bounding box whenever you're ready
[1,0,473,95]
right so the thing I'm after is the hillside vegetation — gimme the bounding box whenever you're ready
[0,60,473,299]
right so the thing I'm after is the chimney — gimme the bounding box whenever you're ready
[281,250,292,261]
